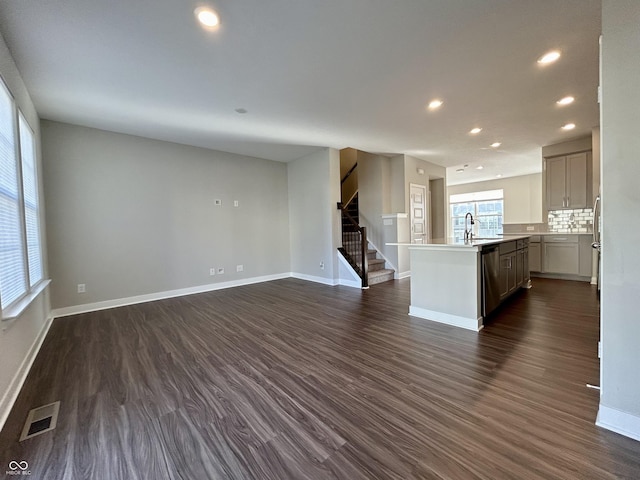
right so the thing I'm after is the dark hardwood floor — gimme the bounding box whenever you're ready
[1,277,639,479]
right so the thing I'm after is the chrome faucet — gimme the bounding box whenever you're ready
[464,212,475,241]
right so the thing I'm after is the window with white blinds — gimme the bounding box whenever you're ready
[19,114,42,287]
[0,77,43,313]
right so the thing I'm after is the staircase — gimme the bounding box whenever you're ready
[342,194,360,227]
[338,193,395,287]
[366,248,395,285]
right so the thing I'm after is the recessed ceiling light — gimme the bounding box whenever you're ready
[557,96,575,106]
[456,168,464,173]
[490,142,501,148]
[476,165,484,170]
[470,127,482,134]
[195,7,220,28]
[235,108,248,114]
[538,50,561,64]
[561,123,576,130]
[427,99,443,110]
[496,174,503,178]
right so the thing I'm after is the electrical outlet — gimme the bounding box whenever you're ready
[77,284,86,293]
[214,199,222,206]
[320,261,325,270]
[526,226,535,231]
[217,267,225,274]
[209,268,216,276]
[234,200,239,207]
[236,264,243,272]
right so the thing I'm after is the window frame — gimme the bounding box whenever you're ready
[450,189,504,240]
[0,75,47,320]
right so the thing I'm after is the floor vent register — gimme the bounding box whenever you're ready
[19,401,60,441]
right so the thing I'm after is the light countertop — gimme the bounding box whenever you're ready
[503,231,592,236]
[387,234,531,250]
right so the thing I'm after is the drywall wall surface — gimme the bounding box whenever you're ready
[430,178,446,239]
[328,148,342,280]
[358,151,392,256]
[340,147,358,179]
[599,0,640,426]
[340,147,358,204]
[42,121,291,309]
[447,174,543,225]
[0,33,51,431]
[288,148,337,281]
[390,155,405,213]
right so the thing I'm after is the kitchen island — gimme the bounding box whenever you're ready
[389,235,531,331]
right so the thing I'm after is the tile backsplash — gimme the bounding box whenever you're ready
[547,208,593,233]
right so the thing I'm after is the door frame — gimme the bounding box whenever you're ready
[409,183,429,244]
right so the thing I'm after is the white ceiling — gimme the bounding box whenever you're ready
[0,0,601,185]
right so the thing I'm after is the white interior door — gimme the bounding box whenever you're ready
[410,184,428,244]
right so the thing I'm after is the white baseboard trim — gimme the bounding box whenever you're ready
[596,404,640,442]
[338,278,361,288]
[0,315,54,433]
[395,271,411,280]
[409,306,483,332]
[290,272,338,286]
[52,273,291,318]
[591,276,597,285]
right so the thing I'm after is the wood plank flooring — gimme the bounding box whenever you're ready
[1,277,640,479]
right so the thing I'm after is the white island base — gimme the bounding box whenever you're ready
[397,235,531,332]
[408,245,484,331]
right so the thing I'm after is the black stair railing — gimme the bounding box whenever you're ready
[341,162,357,185]
[337,199,368,288]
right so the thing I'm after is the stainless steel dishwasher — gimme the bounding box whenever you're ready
[481,246,501,317]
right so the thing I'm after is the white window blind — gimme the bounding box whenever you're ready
[19,113,42,286]
[0,81,27,308]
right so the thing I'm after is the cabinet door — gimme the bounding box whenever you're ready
[529,243,541,272]
[567,152,588,208]
[523,248,530,283]
[547,156,567,209]
[544,243,579,274]
[499,254,510,299]
[515,249,524,287]
[578,235,594,277]
[508,252,518,293]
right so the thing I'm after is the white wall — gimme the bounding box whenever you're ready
[358,151,391,253]
[42,121,291,310]
[598,0,640,441]
[288,148,341,283]
[339,148,358,204]
[447,174,543,225]
[0,33,51,430]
